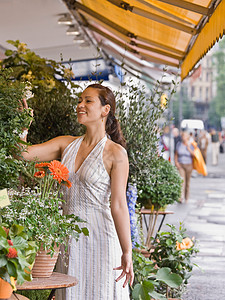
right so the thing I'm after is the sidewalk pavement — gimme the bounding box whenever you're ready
[162,144,225,300]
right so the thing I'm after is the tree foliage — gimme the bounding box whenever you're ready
[209,37,225,129]
[1,40,83,144]
[172,86,194,128]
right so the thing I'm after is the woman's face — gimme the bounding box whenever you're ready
[76,88,108,125]
[181,132,190,143]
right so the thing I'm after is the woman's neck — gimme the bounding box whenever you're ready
[83,127,106,146]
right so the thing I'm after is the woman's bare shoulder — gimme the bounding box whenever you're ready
[59,135,80,154]
[105,139,128,162]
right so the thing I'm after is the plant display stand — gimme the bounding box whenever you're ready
[140,209,174,247]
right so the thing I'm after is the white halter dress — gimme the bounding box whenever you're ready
[61,135,130,300]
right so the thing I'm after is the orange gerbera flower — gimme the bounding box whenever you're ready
[34,171,45,178]
[48,160,69,183]
[35,162,49,171]
[62,179,72,189]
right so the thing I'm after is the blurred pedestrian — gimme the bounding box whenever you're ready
[160,125,170,160]
[211,129,220,165]
[174,131,194,203]
[198,130,208,163]
[172,127,181,150]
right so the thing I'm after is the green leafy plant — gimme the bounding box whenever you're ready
[0,224,37,286]
[0,68,33,190]
[131,249,182,300]
[150,223,199,298]
[1,40,83,144]
[138,157,182,210]
[1,160,89,256]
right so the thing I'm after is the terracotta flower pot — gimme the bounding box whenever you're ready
[32,245,60,278]
[0,278,13,299]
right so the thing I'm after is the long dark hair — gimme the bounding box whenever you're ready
[86,84,126,148]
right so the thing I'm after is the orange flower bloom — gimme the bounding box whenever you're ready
[48,160,69,183]
[176,237,194,250]
[34,171,45,178]
[35,162,49,171]
[6,247,18,258]
[62,179,72,189]
[7,240,13,246]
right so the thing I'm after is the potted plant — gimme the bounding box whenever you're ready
[0,68,33,190]
[131,248,182,300]
[0,224,37,299]
[138,157,182,247]
[1,160,89,278]
[149,223,199,299]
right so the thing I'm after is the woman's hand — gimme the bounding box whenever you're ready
[114,252,134,288]
[19,98,34,122]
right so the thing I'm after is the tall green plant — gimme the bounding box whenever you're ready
[1,40,83,144]
[117,79,176,186]
[0,68,33,189]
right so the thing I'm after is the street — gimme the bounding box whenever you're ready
[163,143,225,300]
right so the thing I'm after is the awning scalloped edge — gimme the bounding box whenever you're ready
[181,0,225,81]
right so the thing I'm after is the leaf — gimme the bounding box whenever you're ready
[156,267,183,288]
[12,236,26,249]
[6,260,17,277]
[0,227,7,238]
[0,236,8,249]
[0,255,7,267]
[132,280,154,300]
[5,49,14,56]
[81,227,89,236]
[148,290,167,300]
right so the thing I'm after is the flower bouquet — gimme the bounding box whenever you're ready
[0,224,37,292]
[1,160,89,257]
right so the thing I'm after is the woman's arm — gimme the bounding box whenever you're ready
[110,144,134,288]
[18,98,76,162]
[21,135,76,162]
[174,151,181,168]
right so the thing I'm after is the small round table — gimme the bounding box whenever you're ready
[16,272,78,300]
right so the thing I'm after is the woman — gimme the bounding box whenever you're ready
[198,130,209,163]
[174,131,194,203]
[21,84,134,299]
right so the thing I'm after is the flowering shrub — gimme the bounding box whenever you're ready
[1,160,89,256]
[150,223,199,298]
[0,224,37,286]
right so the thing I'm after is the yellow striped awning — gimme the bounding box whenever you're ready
[64,0,225,81]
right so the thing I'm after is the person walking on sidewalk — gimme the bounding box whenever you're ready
[211,129,220,165]
[198,130,209,163]
[174,131,195,203]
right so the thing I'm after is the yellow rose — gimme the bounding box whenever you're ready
[64,68,75,79]
[18,42,27,53]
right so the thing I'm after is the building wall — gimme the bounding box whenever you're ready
[186,50,216,122]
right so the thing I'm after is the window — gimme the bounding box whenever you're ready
[191,86,195,97]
